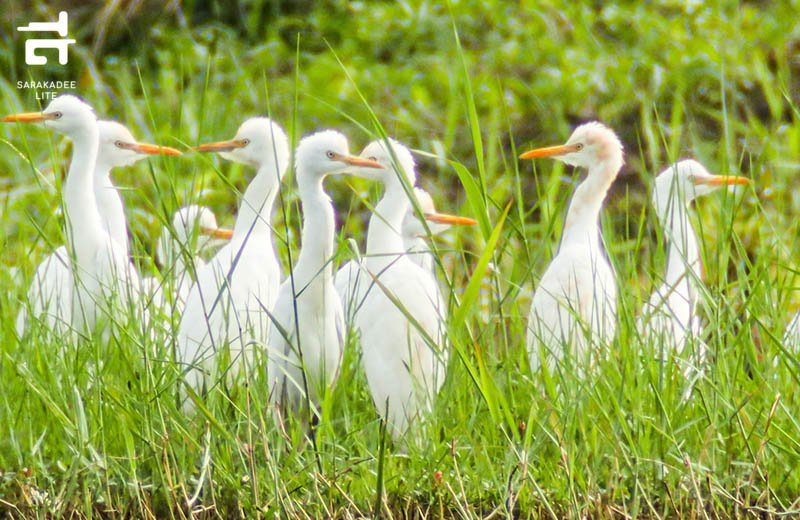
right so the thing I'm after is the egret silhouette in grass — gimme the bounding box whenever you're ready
[6,102,181,337]
[178,117,289,400]
[639,159,750,364]
[266,130,385,423]
[143,205,233,317]
[520,122,623,375]
[339,138,473,439]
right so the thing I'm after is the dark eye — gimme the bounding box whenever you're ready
[326,151,335,159]
[368,156,377,162]
[241,138,250,146]
[574,143,584,151]
[53,111,62,119]
[115,140,124,148]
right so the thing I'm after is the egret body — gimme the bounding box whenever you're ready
[266,130,385,418]
[178,117,289,395]
[521,122,623,374]
[640,160,749,360]
[343,139,459,439]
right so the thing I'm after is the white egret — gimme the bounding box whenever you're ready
[335,186,476,334]
[266,130,385,419]
[521,122,623,375]
[143,205,233,316]
[7,102,181,336]
[639,160,749,364]
[178,117,290,396]
[342,138,462,439]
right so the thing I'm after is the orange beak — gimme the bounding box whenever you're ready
[120,141,182,156]
[1,111,58,123]
[690,175,751,186]
[331,152,386,169]
[193,139,248,153]
[519,143,580,160]
[200,226,234,239]
[424,212,478,226]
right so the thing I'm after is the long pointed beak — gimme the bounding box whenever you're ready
[193,139,247,153]
[200,226,234,239]
[424,212,478,226]
[691,175,751,186]
[519,143,579,160]
[1,111,57,123]
[122,142,182,156]
[332,153,386,170]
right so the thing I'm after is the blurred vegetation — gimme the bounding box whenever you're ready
[1,0,800,517]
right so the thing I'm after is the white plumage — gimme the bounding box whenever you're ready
[639,160,749,366]
[340,139,455,439]
[178,117,289,397]
[143,205,231,317]
[522,122,623,375]
[266,130,385,418]
[335,186,475,331]
[9,102,180,338]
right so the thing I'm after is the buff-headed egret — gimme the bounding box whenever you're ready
[521,122,623,375]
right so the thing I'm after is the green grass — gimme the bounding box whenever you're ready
[2,0,800,517]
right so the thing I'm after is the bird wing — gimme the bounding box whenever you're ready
[334,259,366,330]
[228,240,281,341]
[17,246,74,336]
[356,259,448,436]
[784,312,800,354]
[178,244,236,375]
[84,236,143,332]
[527,245,617,372]
[638,279,693,355]
[265,281,304,409]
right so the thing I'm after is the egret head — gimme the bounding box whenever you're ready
[402,188,438,239]
[96,120,181,169]
[354,138,417,186]
[519,121,624,173]
[157,205,232,263]
[653,159,750,214]
[174,204,232,241]
[1,94,96,135]
[195,117,290,179]
[295,130,385,181]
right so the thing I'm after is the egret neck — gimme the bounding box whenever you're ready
[62,122,106,268]
[366,180,408,270]
[91,157,129,254]
[560,154,622,251]
[658,188,700,298]
[232,162,281,243]
[293,174,336,291]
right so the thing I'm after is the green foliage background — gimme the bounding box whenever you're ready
[1,0,799,517]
